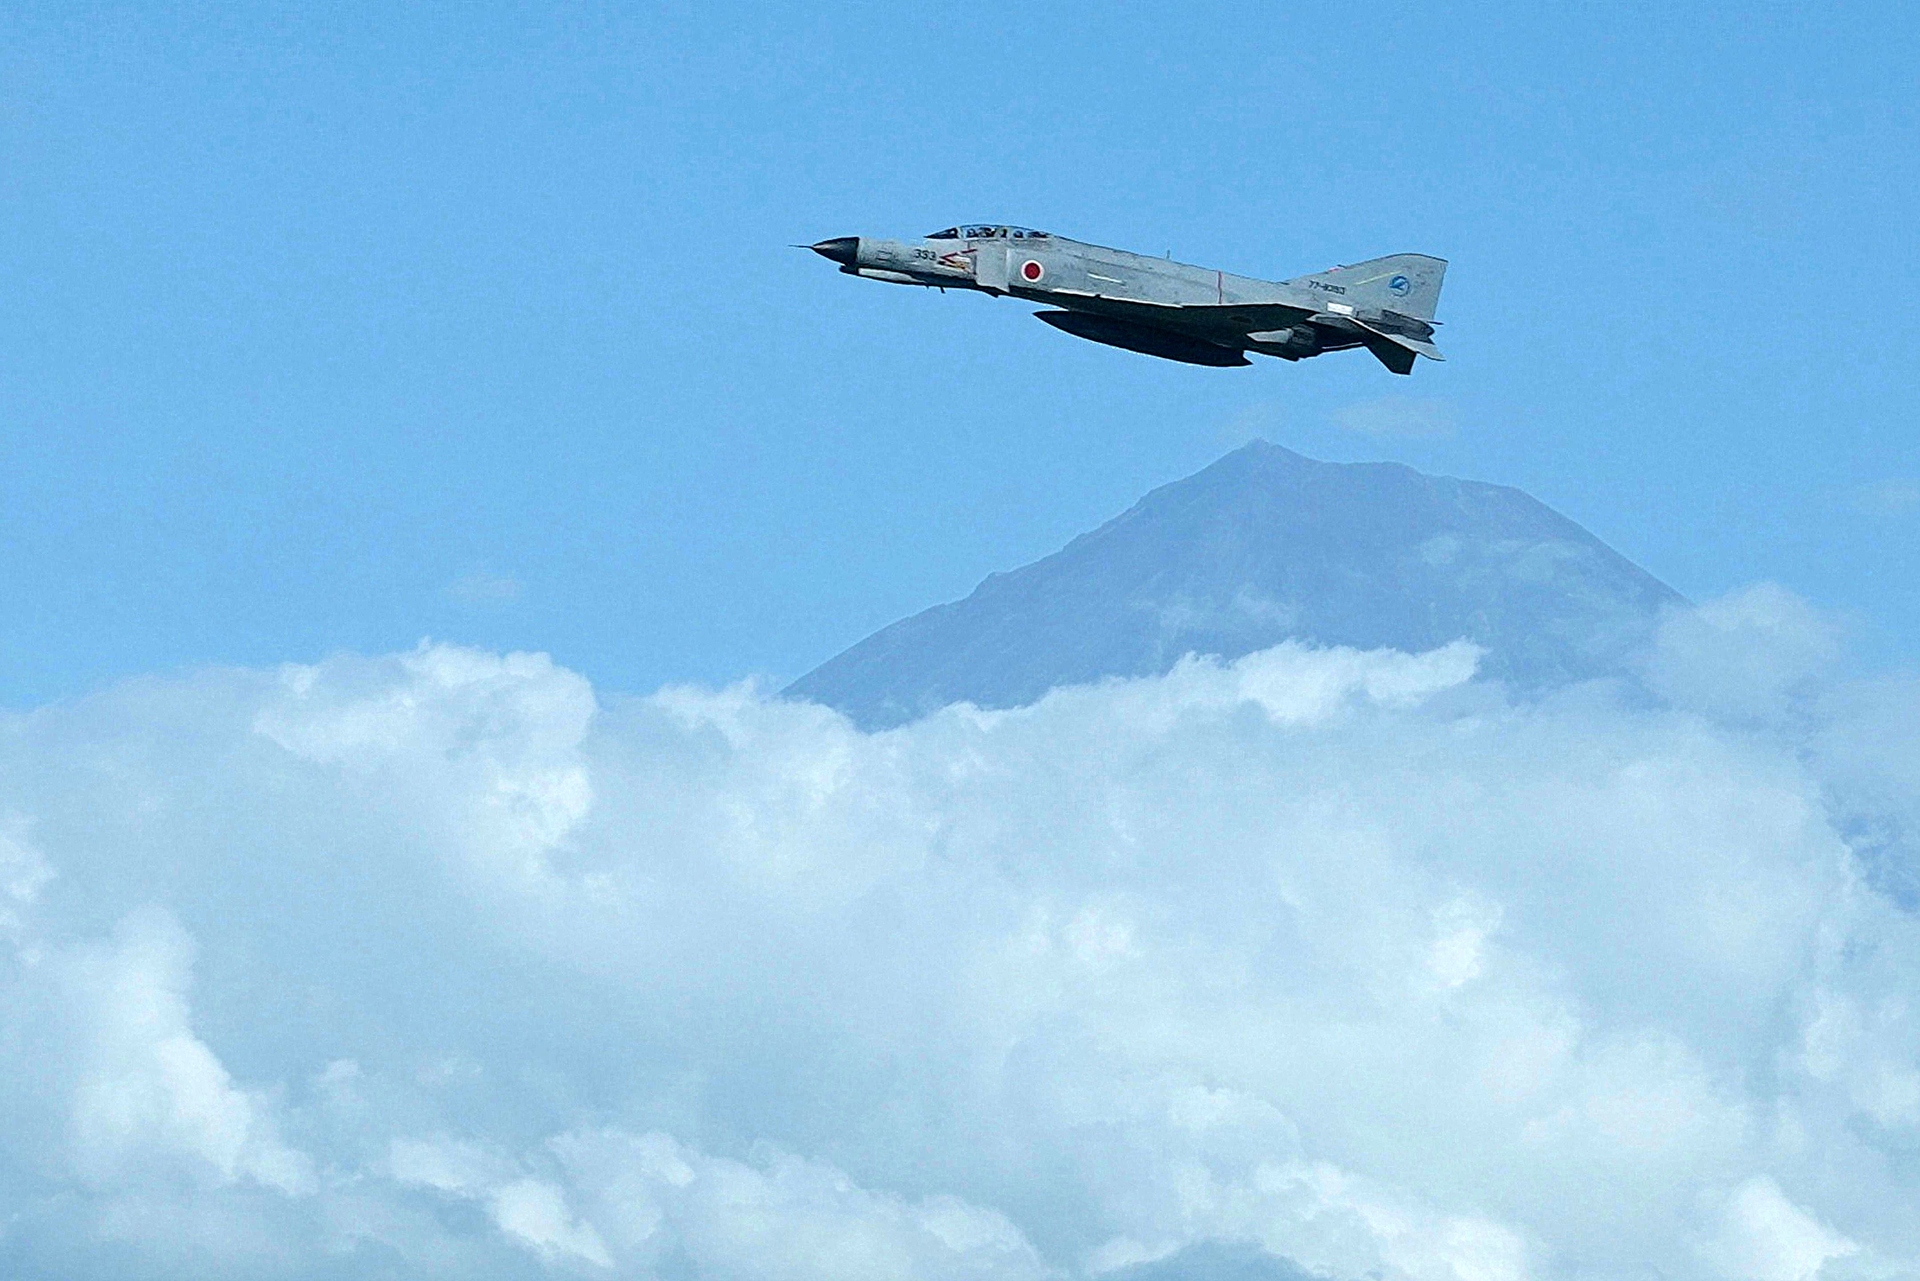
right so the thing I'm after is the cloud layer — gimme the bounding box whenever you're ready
[1,588,1917,1280]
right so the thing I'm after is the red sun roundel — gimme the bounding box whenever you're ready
[1021,259,1044,282]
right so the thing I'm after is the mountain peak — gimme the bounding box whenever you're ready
[789,445,1684,729]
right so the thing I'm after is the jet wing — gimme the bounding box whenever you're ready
[1041,291,1318,347]
[1040,291,1444,373]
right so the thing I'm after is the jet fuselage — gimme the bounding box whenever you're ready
[809,224,1446,373]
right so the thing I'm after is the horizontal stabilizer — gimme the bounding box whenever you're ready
[1351,314,1444,375]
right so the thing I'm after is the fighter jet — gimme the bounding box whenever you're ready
[808,224,1445,373]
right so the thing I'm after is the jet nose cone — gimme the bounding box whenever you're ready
[809,236,859,266]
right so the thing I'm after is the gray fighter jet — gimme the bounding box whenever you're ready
[808,224,1445,373]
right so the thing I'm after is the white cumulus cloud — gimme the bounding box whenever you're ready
[0,596,1915,1279]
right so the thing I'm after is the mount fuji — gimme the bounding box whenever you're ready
[788,441,1685,729]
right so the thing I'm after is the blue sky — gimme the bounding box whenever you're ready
[3,2,1916,706]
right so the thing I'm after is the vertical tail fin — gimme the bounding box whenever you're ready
[1288,253,1447,321]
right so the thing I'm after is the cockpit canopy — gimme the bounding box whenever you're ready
[925,225,1051,240]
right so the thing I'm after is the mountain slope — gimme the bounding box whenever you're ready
[787,441,1685,729]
